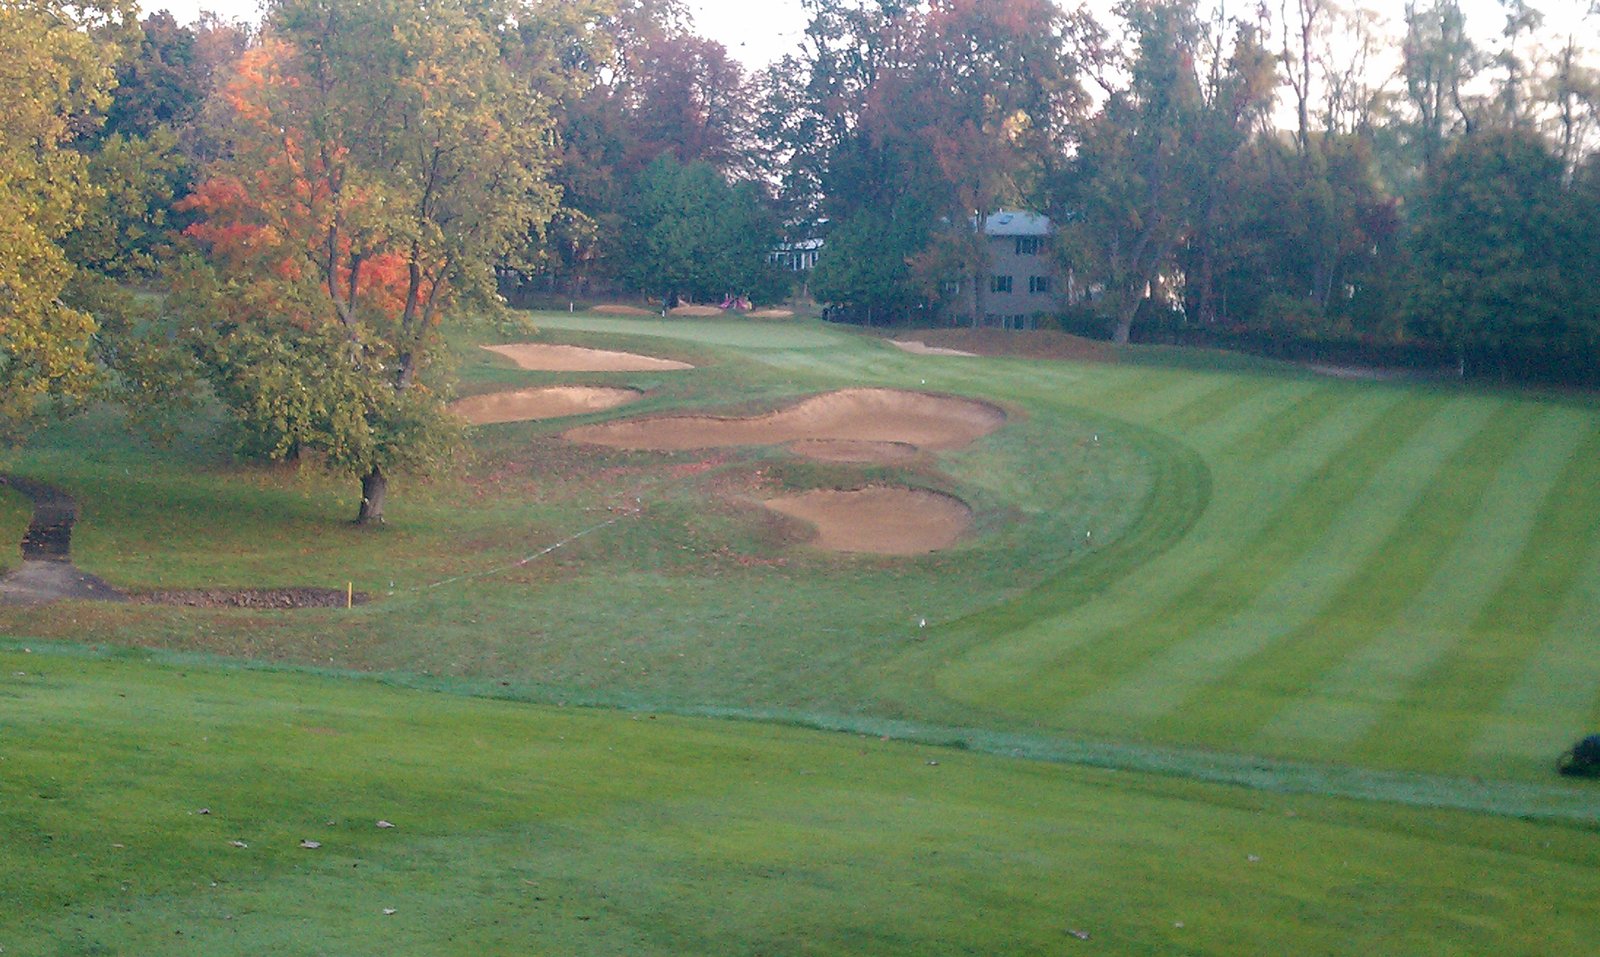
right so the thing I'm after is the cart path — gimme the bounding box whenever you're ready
[0,476,126,604]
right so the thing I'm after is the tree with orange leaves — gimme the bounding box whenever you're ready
[182,0,561,524]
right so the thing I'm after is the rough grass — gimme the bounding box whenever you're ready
[5,645,1599,957]
[0,482,29,572]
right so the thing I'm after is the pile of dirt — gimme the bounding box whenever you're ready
[452,386,643,425]
[132,588,367,609]
[886,328,1115,363]
[763,486,972,554]
[482,343,693,372]
[590,304,655,316]
[563,388,1005,460]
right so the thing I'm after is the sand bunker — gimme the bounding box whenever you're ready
[763,486,972,554]
[748,308,795,319]
[563,388,1004,460]
[452,386,643,425]
[591,304,656,316]
[891,340,979,357]
[483,343,693,372]
[669,305,724,317]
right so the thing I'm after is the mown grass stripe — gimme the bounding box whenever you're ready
[937,387,1407,714]
[1252,403,1584,752]
[1163,375,1277,435]
[1356,418,1600,773]
[1225,380,1353,462]
[1184,378,1323,449]
[1172,399,1534,744]
[1473,522,1600,767]
[1073,395,1490,727]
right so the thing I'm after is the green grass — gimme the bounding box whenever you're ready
[5,312,1600,950]
[0,481,29,572]
[5,645,1599,957]
[4,315,1599,785]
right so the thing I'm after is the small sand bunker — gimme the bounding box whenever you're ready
[764,486,972,554]
[591,304,656,316]
[748,308,795,319]
[669,305,725,317]
[452,386,643,425]
[483,343,693,372]
[564,388,1004,460]
[891,340,979,357]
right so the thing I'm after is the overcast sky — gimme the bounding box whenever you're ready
[150,0,1597,72]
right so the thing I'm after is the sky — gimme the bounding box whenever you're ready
[150,0,1597,71]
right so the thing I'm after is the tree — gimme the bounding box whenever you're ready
[1406,128,1585,376]
[0,0,126,436]
[1063,0,1205,344]
[616,154,785,306]
[66,126,190,278]
[182,0,562,523]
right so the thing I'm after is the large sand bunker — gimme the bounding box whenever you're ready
[452,386,643,425]
[563,388,1004,460]
[483,343,693,372]
[763,486,972,554]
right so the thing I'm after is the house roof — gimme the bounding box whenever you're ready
[983,210,1051,236]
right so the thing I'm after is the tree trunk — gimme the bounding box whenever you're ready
[356,465,388,526]
[1113,291,1138,345]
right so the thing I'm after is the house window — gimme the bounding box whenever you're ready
[1015,237,1041,256]
[990,274,1013,294]
[1029,276,1050,294]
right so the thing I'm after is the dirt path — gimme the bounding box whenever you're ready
[0,477,126,605]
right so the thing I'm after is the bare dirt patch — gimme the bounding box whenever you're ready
[763,486,972,554]
[483,343,693,372]
[890,340,979,357]
[563,388,1005,461]
[452,386,643,425]
[132,588,367,609]
[0,560,126,605]
[590,304,656,316]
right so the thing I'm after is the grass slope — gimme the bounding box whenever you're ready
[1,314,1597,798]
[5,646,1599,957]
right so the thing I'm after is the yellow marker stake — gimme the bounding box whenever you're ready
[347,582,353,609]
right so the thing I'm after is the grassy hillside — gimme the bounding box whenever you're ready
[2,313,1597,795]
[6,645,1598,957]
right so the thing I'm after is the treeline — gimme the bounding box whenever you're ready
[2,0,1598,518]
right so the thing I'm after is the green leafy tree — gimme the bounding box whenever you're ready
[183,0,563,523]
[66,127,190,278]
[617,154,786,306]
[1406,128,1585,376]
[1063,0,1205,344]
[0,0,127,436]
